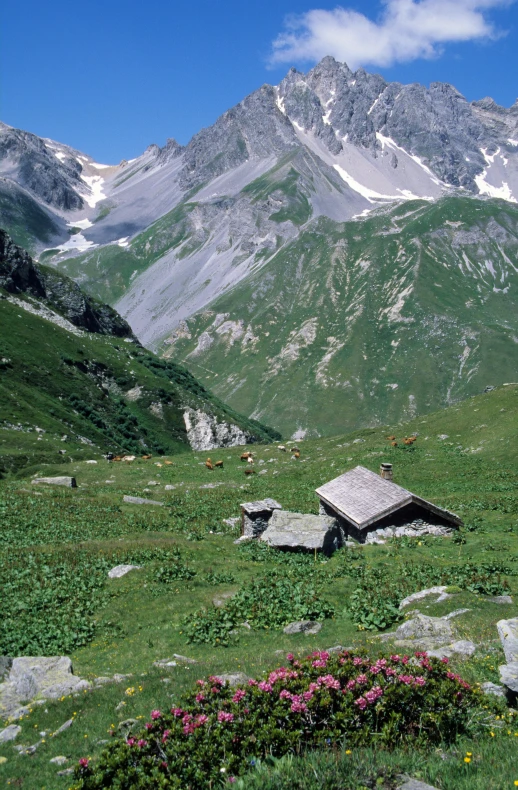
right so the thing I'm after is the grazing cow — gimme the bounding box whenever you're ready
[214,460,224,468]
[391,441,398,447]
[292,451,300,458]
[240,452,253,461]
[155,462,163,467]
[386,435,396,441]
[247,456,254,464]
[206,458,214,470]
[277,445,287,452]
[142,454,152,460]
[164,460,173,465]
[244,468,256,475]
[112,455,123,462]
[290,446,300,454]
[121,455,136,462]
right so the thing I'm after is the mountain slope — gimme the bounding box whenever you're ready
[162,196,518,438]
[0,232,279,475]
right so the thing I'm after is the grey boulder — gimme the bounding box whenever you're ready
[499,662,518,693]
[283,620,322,635]
[0,656,90,718]
[398,780,440,790]
[0,724,21,743]
[123,495,163,506]
[426,640,476,660]
[213,673,251,687]
[395,615,454,644]
[32,476,76,488]
[497,618,518,663]
[108,564,142,579]
[260,510,343,555]
[481,681,507,698]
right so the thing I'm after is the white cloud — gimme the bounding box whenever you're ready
[270,0,514,69]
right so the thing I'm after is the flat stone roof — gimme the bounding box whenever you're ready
[316,466,461,529]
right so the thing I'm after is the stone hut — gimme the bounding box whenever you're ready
[316,465,462,544]
[241,498,282,538]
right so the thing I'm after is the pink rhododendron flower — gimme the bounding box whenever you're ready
[211,687,220,694]
[195,715,209,726]
[290,700,307,713]
[258,681,273,692]
[414,677,426,687]
[79,758,89,768]
[195,693,205,703]
[218,711,235,723]
[161,730,170,743]
[248,679,258,686]
[151,710,162,720]
[353,657,363,666]
[145,722,153,730]
[312,659,327,668]
[356,674,368,685]
[126,738,135,746]
[279,689,292,700]
[318,675,340,690]
[303,691,314,701]
[354,697,367,710]
[172,708,184,717]
[232,689,246,703]
[345,679,356,691]
[137,739,147,748]
[286,653,294,662]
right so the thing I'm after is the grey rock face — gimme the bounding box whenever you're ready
[488,595,513,604]
[399,587,450,609]
[0,122,84,210]
[32,476,77,488]
[397,779,441,790]
[183,408,252,451]
[107,564,142,579]
[50,756,68,765]
[0,656,12,681]
[497,618,518,663]
[0,230,134,338]
[261,510,343,555]
[426,640,476,660]
[283,620,322,635]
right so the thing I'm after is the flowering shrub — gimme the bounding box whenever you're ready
[72,649,490,790]
[183,570,335,646]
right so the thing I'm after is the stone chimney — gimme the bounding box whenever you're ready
[380,463,393,481]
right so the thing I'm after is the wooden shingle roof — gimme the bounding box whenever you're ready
[315,466,461,530]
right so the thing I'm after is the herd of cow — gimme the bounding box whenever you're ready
[385,435,418,447]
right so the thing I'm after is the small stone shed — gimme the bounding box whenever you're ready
[241,498,283,538]
[316,465,462,544]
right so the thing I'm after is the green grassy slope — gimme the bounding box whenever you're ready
[0,384,517,788]
[165,196,518,438]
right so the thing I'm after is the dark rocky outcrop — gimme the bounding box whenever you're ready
[0,229,135,338]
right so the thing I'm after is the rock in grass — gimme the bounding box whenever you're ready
[108,564,142,579]
[395,615,453,644]
[283,620,322,635]
[0,725,21,743]
[499,662,518,693]
[399,587,450,609]
[213,673,251,687]
[52,718,74,736]
[497,618,518,663]
[426,640,476,659]
[481,681,507,698]
[32,476,77,488]
[57,768,74,776]
[398,779,440,790]
[2,657,90,717]
[488,595,513,604]
[123,495,163,506]
[50,756,68,765]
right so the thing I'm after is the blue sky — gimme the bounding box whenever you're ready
[1,0,517,163]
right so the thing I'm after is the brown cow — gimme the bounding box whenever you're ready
[244,468,256,475]
[214,460,224,468]
[142,454,152,460]
[205,458,214,470]
[386,435,396,441]
[164,460,173,465]
[240,452,253,461]
[292,450,300,458]
[391,441,398,447]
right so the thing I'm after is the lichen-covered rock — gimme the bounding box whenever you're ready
[107,564,142,579]
[395,615,454,644]
[283,621,322,635]
[499,662,518,693]
[0,656,90,719]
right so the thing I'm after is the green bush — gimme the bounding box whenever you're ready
[183,570,335,646]
[72,649,493,790]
